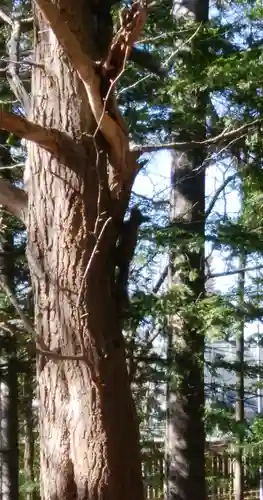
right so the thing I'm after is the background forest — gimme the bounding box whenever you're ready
[1,0,263,499]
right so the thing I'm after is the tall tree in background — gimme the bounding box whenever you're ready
[0,130,19,500]
[166,0,208,499]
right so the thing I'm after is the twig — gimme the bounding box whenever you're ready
[77,217,112,308]
[0,162,25,170]
[118,74,149,96]
[1,58,44,69]
[163,22,203,67]
[205,173,237,218]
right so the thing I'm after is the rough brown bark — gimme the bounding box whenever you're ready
[23,1,144,499]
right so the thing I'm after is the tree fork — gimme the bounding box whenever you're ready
[0,0,146,499]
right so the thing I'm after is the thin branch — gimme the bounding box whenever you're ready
[132,119,262,154]
[119,23,202,97]
[0,162,25,170]
[35,347,86,361]
[208,265,263,280]
[152,265,168,294]
[0,178,27,223]
[1,58,44,69]
[205,173,237,218]
[138,31,175,44]
[77,217,112,308]
[163,21,202,67]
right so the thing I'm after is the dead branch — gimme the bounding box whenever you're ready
[208,264,263,280]
[0,177,28,223]
[0,110,85,166]
[7,19,30,114]
[132,118,263,154]
[103,0,147,77]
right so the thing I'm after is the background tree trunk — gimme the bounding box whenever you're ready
[23,366,37,500]
[165,0,208,499]
[0,131,19,500]
[26,1,144,499]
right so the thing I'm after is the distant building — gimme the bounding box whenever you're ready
[205,340,263,419]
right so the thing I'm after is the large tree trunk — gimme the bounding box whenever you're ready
[24,1,144,499]
[165,1,208,499]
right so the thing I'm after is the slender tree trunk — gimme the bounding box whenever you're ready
[165,1,208,500]
[234,252,246,500]
[0,372,10,500]
[0,342,19,500]
[24,2,144,499]
[6,338,19,500]
[23,367,37,500]
[0,132,19,500]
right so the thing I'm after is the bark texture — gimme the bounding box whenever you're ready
[165,0,208,499]
[25,1,144,499]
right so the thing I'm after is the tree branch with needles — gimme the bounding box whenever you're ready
[132,118,263,154]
